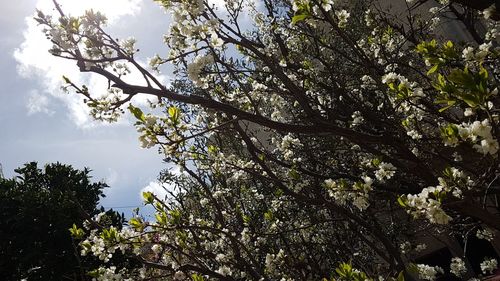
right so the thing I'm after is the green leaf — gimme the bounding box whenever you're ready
[169,209,182,224]
[401,119,410,127]
[156,211,168,225]
[449,68,475,88]
[87,270,100,278]
[129,217,144,231]
[438,102,456,112]
[142,191,154,204]
[437,73,446,86]
[291,2,312,25]
[397,196,407,207]
[460,94,479,107]
[243,215,251,224]
[207,145,218,154]
[335,262,353,278]
[442,40,457,59]
[69,224,85,239]
[264,210,274,221]
[427,64,439,75]
[100,227,118,241]
[168,106,181,124]
[440,124,459,137]
[292,13,310,24]
[371,158,381,167]
[397,271,405,281]
[128,104,145,122]
[288,168,300,180]
[407,263,419,275]
[479,65,488,80]
[274,188,284,197]
[191,274,205,281]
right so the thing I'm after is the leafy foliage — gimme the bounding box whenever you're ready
[0,162,125,281]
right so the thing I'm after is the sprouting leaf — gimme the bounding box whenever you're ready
[207,145,218,154]
[129,217,144,231]
[142,191,154,204]
[371,158,381,167]
[69,224,85,239]
[62,75,71,84]
[168,106,181,124]
[335,262,353,277]
[191,274,205,281]
[440,124,459,138]
[155,211,168,225]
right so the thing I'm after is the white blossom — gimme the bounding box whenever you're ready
[375,162,396,181]
[480,258,498,274]
[335,10,350,28]
[476,228,494,242]
[417,264,443,281]
[450,257,467,277]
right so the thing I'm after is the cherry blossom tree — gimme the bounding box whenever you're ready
[36,0,500,279]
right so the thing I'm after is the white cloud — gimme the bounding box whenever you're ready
[140,181,175,200]
[139,165,182,201]
[34,0,141,23]
[208,0,226,9]
[105,168,119,187]
[26,89,54,115]
[14,0,143,129]
[207,0,264,22]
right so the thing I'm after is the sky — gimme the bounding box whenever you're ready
[0,0,175,216]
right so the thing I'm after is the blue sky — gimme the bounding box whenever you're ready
[0,0,174,216]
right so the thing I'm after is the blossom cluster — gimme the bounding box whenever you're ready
[443,119,499,156]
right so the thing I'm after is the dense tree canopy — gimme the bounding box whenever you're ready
[35,0,500,280]
[0,162,125,281]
